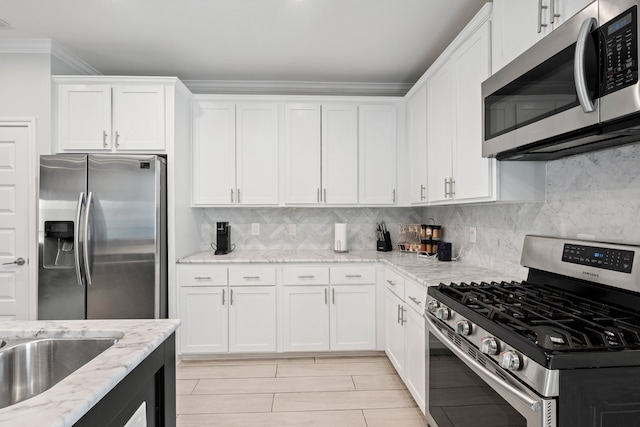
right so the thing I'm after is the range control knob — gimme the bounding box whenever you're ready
[427,300,440,313]
[435,307,451,320]
[480,337,500,355]
[500,351,522,371]
[456,320,472,335]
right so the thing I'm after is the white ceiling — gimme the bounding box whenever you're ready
[0,0,489,95]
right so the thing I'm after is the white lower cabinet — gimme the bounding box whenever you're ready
[282,264,377,352]
[179,286,228,354]
[330,284,377,351]
[283,285,330,352]
[385,288,405,376]
[229,286,277,352]
[384,267,426,413]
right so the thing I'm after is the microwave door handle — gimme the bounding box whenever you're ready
[74,192,85,286]
[83,192,93,286]
[425,314,543,413]
[574,17,598,113]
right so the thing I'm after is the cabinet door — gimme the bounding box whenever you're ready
[426,62,454,203]
[58,85,112,151]
[330,285,376,351]
[228,286,277,352]
[112,86,166,151]
[556,0,592,26]
[236,103,279,205]
[405,306,425,413]
[322,105,358,204]
[452,19,494,201]
[492,0,547,72]
[178,287,228,354]
[282,286,330,352]
[407,84,428,204]
[192,102,236,205]
[384,289,405,377]
[358,105,397,205]
[284,104,321,204]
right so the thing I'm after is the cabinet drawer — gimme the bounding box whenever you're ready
[229,266,277,286]
[283,265,329,285]
[178,266,227,287]
[330,265,376,285]
[405,279,427,314]
[384,267,405,298]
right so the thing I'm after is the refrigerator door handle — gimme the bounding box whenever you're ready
[83,192,94,286]
[74,192,85,286]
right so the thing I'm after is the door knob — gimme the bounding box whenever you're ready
[3,257,25,266]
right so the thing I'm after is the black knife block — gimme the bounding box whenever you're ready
[377,232,393,252]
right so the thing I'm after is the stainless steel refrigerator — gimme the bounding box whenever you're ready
[38,154,167,320]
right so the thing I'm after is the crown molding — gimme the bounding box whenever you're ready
[0,38,100,75]
[51,41,101,75]
[183,79,412,97]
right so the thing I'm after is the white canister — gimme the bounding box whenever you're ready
[334,223,348,252]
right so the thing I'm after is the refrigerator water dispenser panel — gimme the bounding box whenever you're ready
[43,221,75,269]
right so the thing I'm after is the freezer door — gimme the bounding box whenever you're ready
[38,155,87,319]
[86,155,165,319]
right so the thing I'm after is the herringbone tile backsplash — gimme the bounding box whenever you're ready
[200,207,424,251]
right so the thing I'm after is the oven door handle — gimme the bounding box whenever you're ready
[425,313,542,413]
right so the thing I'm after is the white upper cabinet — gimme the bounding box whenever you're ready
[426,61,454,203]
[57,82,166,152]
[407,84,428,204]
[322,104,359,205]
[192,102,236,205]
[492,0,593,71]
[359,105,397,205]
[284,104,322,204]
[191,100,279,206]
[236,103,279,205]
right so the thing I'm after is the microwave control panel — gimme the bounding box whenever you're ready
[602,6,638,96]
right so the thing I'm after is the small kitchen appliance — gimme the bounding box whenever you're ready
[483,0,640,160]
[334,223,348,253]
[425,235,640,427]
[214,222,233,255]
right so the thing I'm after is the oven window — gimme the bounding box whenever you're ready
[428,333,527,427]
[484,31,599,141]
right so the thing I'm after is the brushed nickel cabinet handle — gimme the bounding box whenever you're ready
[194,276,212,280]
[243,276,261,280]
[103,130,108,148]
[392,189,396,203]
[115,131,120,147]
[222,288,226,305]
[408,296,422,306]
[230,289,234,305]
[231,188,234,203]
[298,275,315,279]
[324,288,328,304]
[346,274,362,278]
[332,288,335,304]
[386,279,396,286]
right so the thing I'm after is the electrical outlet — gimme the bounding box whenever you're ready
[252,223,260,235]
[469,227,477,244]
[288,224,297,236]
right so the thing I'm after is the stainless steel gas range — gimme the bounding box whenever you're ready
[425,235,640,427]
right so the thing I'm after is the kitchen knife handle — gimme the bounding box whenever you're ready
[74,192,85,286]
[83,192,93,286]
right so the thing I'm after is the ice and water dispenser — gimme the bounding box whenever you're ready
[42,221,75,268]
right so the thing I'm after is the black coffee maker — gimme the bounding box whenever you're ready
[214,222,233,255]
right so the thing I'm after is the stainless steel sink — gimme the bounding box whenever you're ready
[0,337,119,409]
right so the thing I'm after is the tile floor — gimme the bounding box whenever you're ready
[176,354,426,426]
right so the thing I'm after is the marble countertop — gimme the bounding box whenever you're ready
[0,319,180,427]
[178,249,524,287]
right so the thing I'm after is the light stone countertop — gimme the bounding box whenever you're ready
[178,249,524,286]
[0,319,180,427]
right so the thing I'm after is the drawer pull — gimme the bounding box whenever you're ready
[243,276,261,280]
[346,274,362,278]
[194,276,212,280]
[222,288,226,305]
[324,288,328,304]
[386,279,396,286]
[408,296,422,306]
[298,275,316,279]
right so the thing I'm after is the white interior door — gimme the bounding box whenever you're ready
[0,123,33,319]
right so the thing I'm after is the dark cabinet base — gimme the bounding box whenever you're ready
[75,333,176,427]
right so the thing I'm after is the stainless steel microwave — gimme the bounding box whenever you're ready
[482,0,640,160]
